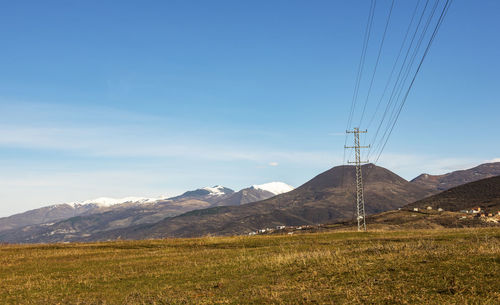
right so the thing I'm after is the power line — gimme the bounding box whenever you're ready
[339,0,452,231]
[365,0,422,132]
[346,0,377,131]
[374,0,453,163]
[371,0,439,159]
[358,0,395,128]
[341,0,377,189]
[367,0,431,159]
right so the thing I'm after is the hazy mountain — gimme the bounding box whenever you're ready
[169,185,234,204]
[0,196,167,233]
[406,175,500,212]
[86,164,434,240]
[0,204,89,233]
[213,182,294,206]
[0,183,292,243]
[410,162,500,192]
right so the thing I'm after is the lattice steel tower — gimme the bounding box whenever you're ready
[345,128,370,231]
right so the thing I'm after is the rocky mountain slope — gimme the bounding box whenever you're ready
[213,182,294,206]
[410,162,500,191]
[0,196,164,233]
[169,185,235,204]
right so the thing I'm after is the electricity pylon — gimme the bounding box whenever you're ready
[345,128,369,231]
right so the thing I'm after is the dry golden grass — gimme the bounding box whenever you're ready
[0,228,499,304]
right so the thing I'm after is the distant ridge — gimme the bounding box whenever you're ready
[213,182,294,207]
[169,185,235,204]
[251,182,294,194]
[406,175,500,212]
[411,162,500,191]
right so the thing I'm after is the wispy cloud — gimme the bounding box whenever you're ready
[0,123,339,167]
[376,153,483,180]
[0,101,340,168]
[487,158,500,163]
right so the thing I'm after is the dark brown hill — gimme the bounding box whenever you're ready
[90,164,434,240]
[406,175,500,212]
[411,162,500,191]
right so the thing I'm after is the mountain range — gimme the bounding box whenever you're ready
[1,162,499,243]
[0,182,294,243]
[89,162,500,240]
[88,164,431,240]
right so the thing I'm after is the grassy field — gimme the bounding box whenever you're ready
[0,228,499,304]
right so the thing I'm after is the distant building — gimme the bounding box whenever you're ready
[427,206,433,210]
[438,208,444,212]
[460,210,469,214]
[276,225,286,230]
[471,207,481,214]
[413,208,419,212]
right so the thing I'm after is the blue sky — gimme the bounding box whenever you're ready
[0,0,499,216]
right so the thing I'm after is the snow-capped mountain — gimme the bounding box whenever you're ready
[73,196,168,207]
[201,185,234,196]
[213,182,294,207]
[169,185,234,204]
[251,182,294,195]
[0,195,170,233]
[0,182,292,242]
